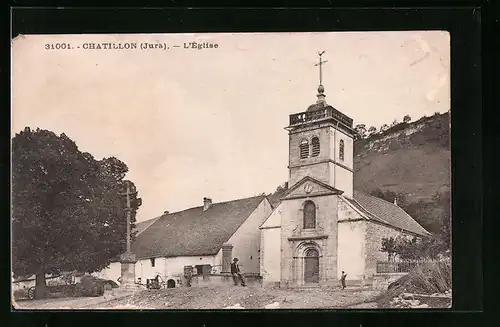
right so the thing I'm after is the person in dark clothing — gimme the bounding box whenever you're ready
[340,271,347,290]
[230,258,246,286]
[185,269,193,287]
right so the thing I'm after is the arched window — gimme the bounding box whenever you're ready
[311,137,320,157]
[303,201,316,229]
[339,139,345,161]
[300,139,309,159]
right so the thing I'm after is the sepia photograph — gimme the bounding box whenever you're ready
[11,31,451,310]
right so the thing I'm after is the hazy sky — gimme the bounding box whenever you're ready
[12,31,450,222]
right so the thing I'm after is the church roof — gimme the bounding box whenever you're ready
[130,195,266,259]
[344,191,431,236]
[266,184,429,236]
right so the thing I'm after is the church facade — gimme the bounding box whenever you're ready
[259,82,430,287]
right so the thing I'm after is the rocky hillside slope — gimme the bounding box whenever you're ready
[354,112,450,203]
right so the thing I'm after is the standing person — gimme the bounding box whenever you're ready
[230,258,246,287]
[185,268,193,287]
[340,271,347,290]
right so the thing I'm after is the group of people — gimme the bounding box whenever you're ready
[231,257,349,290]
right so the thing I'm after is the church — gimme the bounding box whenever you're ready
[96,54,430,289]
[258,58,430,287]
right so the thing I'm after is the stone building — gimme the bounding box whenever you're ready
[259,83,430,287]
[95,196,272,287]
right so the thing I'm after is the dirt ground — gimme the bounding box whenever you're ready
[86,286,379,309]
[13,288,138,310]
[14,286,381,310]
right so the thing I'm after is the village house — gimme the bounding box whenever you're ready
[94,196,272,287]
[259,81,430,288]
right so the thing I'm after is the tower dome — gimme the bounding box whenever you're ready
[306,83,329,112]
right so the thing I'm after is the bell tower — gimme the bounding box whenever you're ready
[285,52,356,198]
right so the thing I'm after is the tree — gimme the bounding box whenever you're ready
[390,119,399,128]
[11,127,141,299]
[381,237,398,261]
[391,235,444,261]
[368,126,377,136]
[431,190,451,253]
[374,187,451,261]
[403,114,412,123]
[380,124,389,133]
[267,182,288,207]
[354,124,367,140]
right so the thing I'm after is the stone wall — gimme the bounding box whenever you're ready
[372,272,408,291]
[190,274,262,287]
[365,222,406,282]
[95,255,218,285]
[12,279,36,291]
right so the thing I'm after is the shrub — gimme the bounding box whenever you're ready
[77,277,105,297]
[13,288,29,300]
[377,259,452,307]
[48,284,79,297]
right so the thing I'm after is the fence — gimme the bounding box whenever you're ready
[376,261,421,273]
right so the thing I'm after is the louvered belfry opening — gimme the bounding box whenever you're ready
[311,137,320,157]
[339,139,345,161]
[300,140,309,159]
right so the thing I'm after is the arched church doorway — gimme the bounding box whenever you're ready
[167,279,176,288]
[304,248,319,284]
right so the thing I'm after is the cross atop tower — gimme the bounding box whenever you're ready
[314,51,328,90]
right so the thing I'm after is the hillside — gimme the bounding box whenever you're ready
[353,112,450,203]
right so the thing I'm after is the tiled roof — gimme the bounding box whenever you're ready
[131,195,266,259]
[134,217,160,236]
[345,191,430,236]
[271,188,430,236]
[107,219,161,262]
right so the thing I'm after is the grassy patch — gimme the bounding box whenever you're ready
[376,259,451,308]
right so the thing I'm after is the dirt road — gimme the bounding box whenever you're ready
[13,288,139,310]
[87,286,380,309]
[14,286,380,310]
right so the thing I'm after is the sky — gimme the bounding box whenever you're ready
[11,31,450,222]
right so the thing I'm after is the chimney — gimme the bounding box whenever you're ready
[394,198,398,206]
[203,197,212,211]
